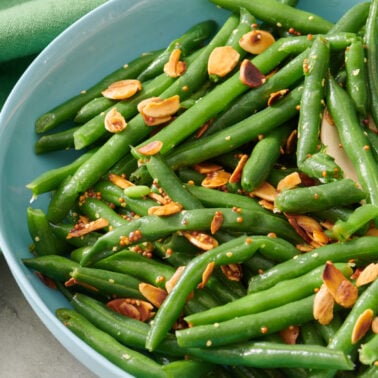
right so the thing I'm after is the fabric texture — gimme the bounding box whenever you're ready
[0,0,108,108]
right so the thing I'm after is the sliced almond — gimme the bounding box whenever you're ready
[250,181,278,202]
[220,263,243,281]
[137,97,162,113]
[240,59,266,88]
[229,154,248,183]
[102,79,142,100]
[210,210,224,234]
[239,30,275,55]
[147,201,183,216]
[164,49,186,78]
[138,282,167,308]
[108,173,134,189]
[197,262,215,289]
[351,309,374,344]
[313,284,335,325]
[268,89,289,106]
[137,140,163,156]
[277,171,302,192]
[67,217,109,239]
[142,95,180,118]
[356,263,378,287]
[372,316,378,334]
[104,108,127,133]
[208,46,240,77]
[181,231,219,251]
[193,162,223,174]
[322,261,358,308]
[165,266,185,294]
[106,298,154,322]
[202,169,231,188]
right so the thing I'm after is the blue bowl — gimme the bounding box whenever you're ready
[0,0,365,376]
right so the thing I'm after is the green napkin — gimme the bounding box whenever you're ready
[0,0,108,109]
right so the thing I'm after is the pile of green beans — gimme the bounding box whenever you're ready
[23,1,378,377]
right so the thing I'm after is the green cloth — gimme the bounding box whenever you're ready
[0,0,108,109]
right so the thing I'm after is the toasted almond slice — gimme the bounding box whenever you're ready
[202,169,231,188]
[165,266,185,294]
[139,282,167,308]
[208,46,240,77]
[277,171,302,192]
[193,162,223,174]
[142,113,172,126]
[220,263,243,281]
[102,79,142,100]
[210,210,224,234]
[108,173,134,188]
[323,261,358,308]
[258,199,275,211]
[181,231,219,251]
[268,89,289,106]
[142,95,180,118]
[137,97,162,113]
[137,140,163,156]
[356,263,378,287]
[198,262,215,289]
[313,284,335,325]
[279,325,300,345]
[229,154,248,183]
[67,217,109,239]
[250,181,278,202]
[351,309,374,344]
[372,316,378,334]
[239,30,275,55]
[164,49,186,78]
[240,59,266,88]
[106,298,154,322]
[147,201,183,216]
[104,108,127,133]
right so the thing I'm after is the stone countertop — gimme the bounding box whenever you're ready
[0,253,96,378]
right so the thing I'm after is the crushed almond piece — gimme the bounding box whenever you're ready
[279,325,300,344]
[351,309,374,344]
[102,79,142,100]
[229,154,248,183]
[108,173,134,188]
[165,266,185,294]
[138,282,167,308]
[322,261,358,308]
[208,46,240,77]
[193,162,223,174]
[104,108,127,133]
[164,49,186,78]
[198,262,215,289]
[313,284,335,325]
[250,181,278,202]
[202,169,231,188]
[147,201,183,216]
[137,140,163,156]
[67,217,109,239]
[107,298,154,322]
[240,59,266,88]
[181,231,219,251]
[239,30,275,55]
[210,210,224,234]
[220,263,243,281]
[356,263,378,287]
[277,171,302,192]
[267,89,289,106]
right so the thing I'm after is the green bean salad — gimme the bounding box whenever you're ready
[25,0,378,377]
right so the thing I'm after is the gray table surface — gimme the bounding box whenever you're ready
[0,253,96,378]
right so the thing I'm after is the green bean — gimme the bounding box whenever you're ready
[74,97,116,124]
[108,153,138,176]
[209,0,334,34]
[241,124,293,192]
[326,74,378,208]
[22,255,80,281]
[35,51,160,134]
[137,20,218,82]
[365,0,378,126]
[308,277,378,378]
[26,149,97,197]
[301,321,325,346]
[185,263,351,327]
[56,308,166,378]
[164,85,303,169]
[186,341,353,370]
[176,295,315,348]
[314,313,343,345]
[274,178,366,214]
[34,126,80,154]
[248,235,378,293]
[359,333,378,366]
[162,360,216,377]
[144,154,203,209]
[358,365,378,378]
[345,38,369,117]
